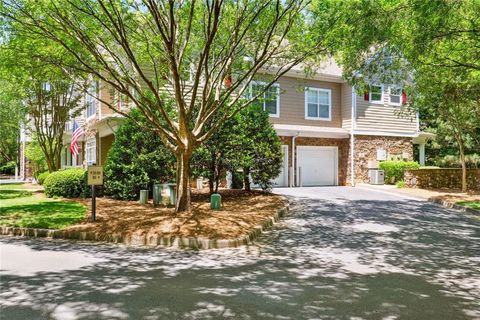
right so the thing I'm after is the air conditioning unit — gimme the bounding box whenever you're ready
[369,169,385,185]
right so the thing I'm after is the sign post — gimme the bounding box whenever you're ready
[87,165,103,222]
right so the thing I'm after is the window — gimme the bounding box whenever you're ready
[250,82,280,117]
[305,87,331,120]
[118,92,130,111]
[86,82,97,118]
[389,86,402,106]
[369,85,384,103]
[86,139,96,165]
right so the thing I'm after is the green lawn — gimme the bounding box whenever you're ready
[457,201,480,210]
[0,190,86,229]
[0,183,42,191]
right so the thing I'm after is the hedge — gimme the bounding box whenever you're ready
[0,161,16,175]
[43,168,89,198]
[379,160,420,184]
[37,171,50,185]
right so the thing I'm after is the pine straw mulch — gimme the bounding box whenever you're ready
[64,189,286,240]
[395,187,479,209]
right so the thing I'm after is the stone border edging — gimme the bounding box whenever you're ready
[429,198,480,215]
[0,203,289,249]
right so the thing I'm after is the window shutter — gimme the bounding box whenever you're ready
[224,75,232,88]
[402,89,407,105]
[364,91,369,101]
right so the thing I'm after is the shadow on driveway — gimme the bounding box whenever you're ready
[1,188,479,319]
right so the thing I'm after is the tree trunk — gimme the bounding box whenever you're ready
[208,178,214,194]
[209,152,216,194]
[459,142,467,193]
[214,164,220,193]
[175,151,192,212]
[243,167,251,191]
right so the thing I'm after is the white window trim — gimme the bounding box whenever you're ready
[389,86,402,106]
[250,81,280,118]
[304,87,332,121]
[369,84,384,104]
[86,139,96,166]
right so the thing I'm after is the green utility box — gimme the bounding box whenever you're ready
[153,184,162,206]
[210,193,221,210]
[139,189,148,205]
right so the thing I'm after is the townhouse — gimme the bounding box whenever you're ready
[58,59,432,187]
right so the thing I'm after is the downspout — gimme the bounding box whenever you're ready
[350,85,357,187]
[291,132,300,187]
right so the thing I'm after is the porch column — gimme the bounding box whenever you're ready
[419,143,425,166]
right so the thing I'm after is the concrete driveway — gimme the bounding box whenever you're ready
[1,187,479,319]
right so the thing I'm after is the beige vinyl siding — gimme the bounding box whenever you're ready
[341,83,352,130]
[270,76,342,128]
[354,87,417,133]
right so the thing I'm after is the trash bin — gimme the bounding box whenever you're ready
[153,184,162,206]
[168,184,176,206]
[139,189,149,204]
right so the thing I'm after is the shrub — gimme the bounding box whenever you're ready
[25,141,48,177]
[432,153,480,169]
[37,171,50,185]
[44,168,89,198]
[0,161,16,175]
[379,160,420,184]
[396,180,407,188]
[104,109,175,200]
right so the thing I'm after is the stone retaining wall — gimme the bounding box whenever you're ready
[405,168,480,191]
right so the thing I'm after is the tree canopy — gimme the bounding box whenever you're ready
[1,0,346,211]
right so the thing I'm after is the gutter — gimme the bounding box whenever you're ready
[350,85,357,187]
[291,132,300,187]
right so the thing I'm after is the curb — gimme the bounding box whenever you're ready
[0,203,289,249]
[429,198,480,215]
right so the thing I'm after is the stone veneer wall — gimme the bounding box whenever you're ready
[278,136,349,186]
[350,135,413,184]
[405,169,480,191]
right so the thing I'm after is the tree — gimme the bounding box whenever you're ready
[415,69,480,192]
[104,109,176,200]
[192,115,238,194]
[0,15,86,173]
[0,80,24,165]
[312,0,480,191]
[2,0,342,212]
[24,139,48,177]
[193,104,282,193]
[227,104,282,191]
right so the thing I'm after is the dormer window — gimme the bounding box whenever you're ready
[369,85,383,104]
[389,86,402,106]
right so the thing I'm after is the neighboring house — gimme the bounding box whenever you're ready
[55,59,431,187]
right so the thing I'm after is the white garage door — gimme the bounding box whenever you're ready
[297,146,337,186]
[272,145,289,187]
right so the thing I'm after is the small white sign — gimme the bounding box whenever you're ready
[376,149,387,161]
[88,166,103,185]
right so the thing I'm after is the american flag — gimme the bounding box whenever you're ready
[70,121,84,157]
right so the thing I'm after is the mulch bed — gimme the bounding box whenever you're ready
[64,189,286,240]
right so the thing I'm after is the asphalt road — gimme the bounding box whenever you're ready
[1,187,479,319]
